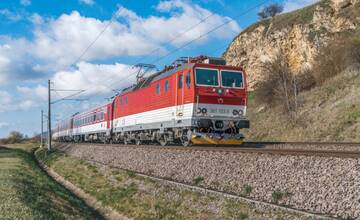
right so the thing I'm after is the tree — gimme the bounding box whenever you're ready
[255,55,300,121]
[258,3,284,19]
[0,131,25,144]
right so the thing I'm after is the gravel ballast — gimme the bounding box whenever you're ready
[56,143,360,219]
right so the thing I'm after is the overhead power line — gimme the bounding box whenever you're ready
[104,0,270,92]
[53,0,270,104]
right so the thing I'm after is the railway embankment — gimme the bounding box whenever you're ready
[54,143,360,220]
[36,145,314,220]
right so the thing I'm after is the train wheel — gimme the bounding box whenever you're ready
[124,137,130,145]
[158,135,168,146]
[181,138,192,147]
[135,138,142,146]
[181,130,192,147]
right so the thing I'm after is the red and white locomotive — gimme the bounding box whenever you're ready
[53,56,249,146]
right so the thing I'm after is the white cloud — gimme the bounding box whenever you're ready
[29,13,44,25]
[20,0,31,6]
[0,90,37,113]
[0,38,43,85]
[0,0,241,115]
[0,122,9,129]
[283,0,318,12]
[17,85,48,100]
[79,0,95,6]
[0,9,22,21]
[51,61,137,96]
[30,0,239,69]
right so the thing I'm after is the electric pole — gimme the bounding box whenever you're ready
[48,80,52,151]
[41,110,43,148]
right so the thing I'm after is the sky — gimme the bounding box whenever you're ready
[0,0,317,138]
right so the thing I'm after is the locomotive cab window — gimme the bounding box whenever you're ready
[195,68,219,87]
[221,70,244,88]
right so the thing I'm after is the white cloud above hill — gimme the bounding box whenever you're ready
[0,0,240,88]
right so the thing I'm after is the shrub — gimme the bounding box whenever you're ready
[272,191,284,204]
[258,3,284,19]
[0,131,25,144]
[242,184,252,196]
[193,176,204,185]
[255,55,302,118]
[312,36,360,85]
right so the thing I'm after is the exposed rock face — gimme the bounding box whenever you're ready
[223,0,360,89]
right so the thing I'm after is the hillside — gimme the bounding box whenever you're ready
[223,0,360,141]
[224,0,360,89]
[244,66,360,141]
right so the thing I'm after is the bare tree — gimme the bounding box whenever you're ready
[258,3,284,19]
[255,55,300,121]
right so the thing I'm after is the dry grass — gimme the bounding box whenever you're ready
[0,144,100,220]
[312,36,360,85]
[245,67,360,141]
[36,148,309,220]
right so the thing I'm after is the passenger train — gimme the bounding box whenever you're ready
[53,56,250,146]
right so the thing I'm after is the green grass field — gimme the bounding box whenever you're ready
[0,144,102,220]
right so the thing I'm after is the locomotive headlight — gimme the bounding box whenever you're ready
[201,108,207,114]
[238,109,244,116]
[197,108,202,114]
[233,110,239,116]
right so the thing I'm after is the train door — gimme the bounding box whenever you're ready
[107,104,112,129]
[176,71,185,118]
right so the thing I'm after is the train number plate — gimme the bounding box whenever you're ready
[210,108,230,114]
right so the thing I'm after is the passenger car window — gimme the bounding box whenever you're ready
[186,73,191,88]
[165,80,169,92]
[178,75,183,89]
[156,83,161,94]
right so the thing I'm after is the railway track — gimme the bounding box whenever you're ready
[57,141,360,158]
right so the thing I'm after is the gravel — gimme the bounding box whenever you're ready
[56,143,360,220]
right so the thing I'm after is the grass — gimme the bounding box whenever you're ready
[193,176,204,185]
[35,148,308,220]
[0,144,101,220]
[244,67,360,142]
[242,184,252,196]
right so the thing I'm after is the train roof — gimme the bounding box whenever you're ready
[120,56,229,95]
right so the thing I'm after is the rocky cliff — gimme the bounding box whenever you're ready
[223,0,360,89]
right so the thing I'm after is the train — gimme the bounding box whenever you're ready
[53,56,250,146]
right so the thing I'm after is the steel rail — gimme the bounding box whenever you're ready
[56,142,360,158]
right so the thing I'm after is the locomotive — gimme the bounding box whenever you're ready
[53,56,250,146]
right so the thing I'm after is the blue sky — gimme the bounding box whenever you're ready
[0,0,316,138]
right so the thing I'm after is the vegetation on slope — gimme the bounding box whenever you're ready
[0,144,100,220]
[245,33,360,142]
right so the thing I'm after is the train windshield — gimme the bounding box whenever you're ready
[195,68,219,86]
[221,70,243,88]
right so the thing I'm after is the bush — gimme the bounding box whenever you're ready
[255,55,301,117]
[0,131,25,144]
[312,36,360,85]
[258,3,284,19]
